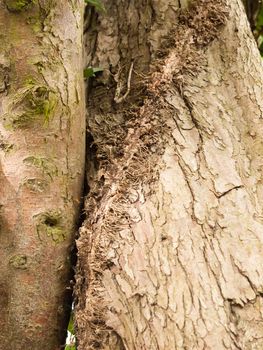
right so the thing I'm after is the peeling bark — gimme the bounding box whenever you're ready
[76,0,263,349]
[0,1,85,348]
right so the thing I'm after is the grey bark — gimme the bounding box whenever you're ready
[76,0,263,349]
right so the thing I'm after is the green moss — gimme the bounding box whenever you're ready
[35,211,66,243]
[26,16,42,33]
[23,156,58,179]
[5,0,33,12]
[9,254,28,269]
[46,226,65,243]
[7,80,57,129]
[23,178,48,192]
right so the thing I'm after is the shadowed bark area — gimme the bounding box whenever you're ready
[76,0,263,349]
[0,0,85,348]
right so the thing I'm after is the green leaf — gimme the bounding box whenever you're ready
[84,67,103,78]
[84,0,105,12]
[65,345,76,350]
[67,312,75,335]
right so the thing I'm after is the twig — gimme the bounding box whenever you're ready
[114,61,134,104]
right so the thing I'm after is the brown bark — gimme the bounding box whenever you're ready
[0,1,85,349]
[76,0,263,349]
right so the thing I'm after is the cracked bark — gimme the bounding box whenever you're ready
[76,0,263,349]
[0,1,85,349]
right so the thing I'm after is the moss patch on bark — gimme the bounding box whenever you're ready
[4,80,57,129]
[35,211,66,243]
[5,0,33,12]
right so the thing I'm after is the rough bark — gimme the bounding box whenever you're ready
[76,0,263,349]
[0,1,85,349]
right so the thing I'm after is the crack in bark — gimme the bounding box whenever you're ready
[217,185,243,198]
[179,91,204,150]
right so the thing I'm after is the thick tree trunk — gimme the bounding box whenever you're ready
[0,1,85,349]
[76,0,263,349]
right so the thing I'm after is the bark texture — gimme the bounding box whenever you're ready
[76,0,263,349]
[0,1,85,349]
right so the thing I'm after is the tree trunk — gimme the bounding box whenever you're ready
[76,0,263,349]
[0,1,85,349]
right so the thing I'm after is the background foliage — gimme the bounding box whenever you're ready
[255,5,263,55]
